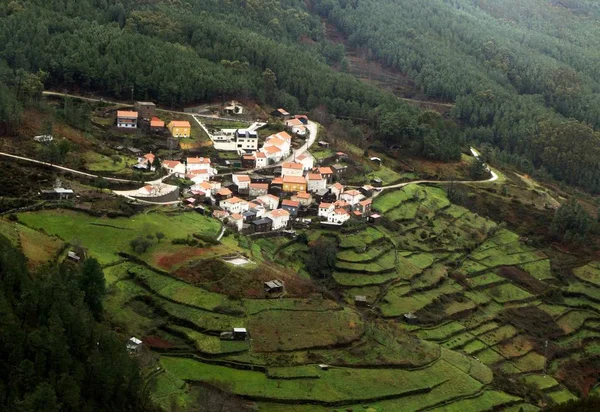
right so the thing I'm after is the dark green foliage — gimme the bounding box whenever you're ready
[550,199,594,243]
[0,235,152,411]
[305,237,338,279]
[78,258,106,320]
[469,158,488,180]
[130,236,153,254]
[314,0,600,192]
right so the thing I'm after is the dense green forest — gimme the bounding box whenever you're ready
[2,0,600,191]
[313,0,600,192]
[0,234,153,411]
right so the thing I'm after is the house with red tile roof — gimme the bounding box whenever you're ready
[282,175,307,193]
[281,162,304,177]
[266,208,290,230]
[117,111,138,128]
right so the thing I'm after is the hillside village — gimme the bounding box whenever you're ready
[111,100,380,234]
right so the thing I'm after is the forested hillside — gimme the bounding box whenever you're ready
[0,234,153,411]
[313,0,600,192]
[0,0,464,162]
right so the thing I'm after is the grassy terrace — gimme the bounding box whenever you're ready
[17,209,220,264]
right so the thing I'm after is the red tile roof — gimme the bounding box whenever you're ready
[282,199,300,207]
[162,160,181,168]
[269,209,290,217]
[217,188,232,196]
[187,157,210,164]
[230,213,243,220]
[283,176,306,184]
[319,202,332,209]
[319,167,334,174]
[150,117,164,127]
[117,110,138,118]
[169,120,191,128]
[294,192,311,199]
[282,162,303,170]
[334,208,349,215]
[234,174,251,182]
[307,173,323,180]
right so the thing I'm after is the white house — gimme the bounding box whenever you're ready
[291,191,312,207]
[219,196,249,214]
[318,202,335,218]
[307,173,327,193]
[281,162,304,177]
[228,213,244,232]
[266,209,290,230]
[136,153,156,171]
[249,183,269,198]
[193,181,221,196]
[255,152,268,168]
[232,174,251,191]
[187,157,214,173]
[328,208,350,224]
[187,170,211,184]
[257,194,280,210]
[331,182,345,199]
[263,132,292,157]
[236,129,259,151]
[117,111,138,128]
[340,189,364,206]
[162,160,186,178]
[285,118,307,136]
[295,153,314,171]
[261,145,284,163]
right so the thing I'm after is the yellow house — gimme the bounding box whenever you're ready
[167,120,191,138]
[282,175,307,193]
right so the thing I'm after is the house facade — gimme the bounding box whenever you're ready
[219,196,249,214]
[281,162,304,177]
[134,101,156,119]
[256,194,280,210]
[235,129,259,151]
[168,120,191,138]
[282,176,307,193]
[266,209,290,230]
[117,111,138,128]
[295,153,314,171]
[249,183,269,198]
[291,192,312,207]
[328,208,350,224]
[162,160,186,177]
[281,199,300,216]
[307,174,327,193]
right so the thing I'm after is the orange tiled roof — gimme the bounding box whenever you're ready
[282,162,303,170]
[282,176,306,184]
[282,199,300,207]
[169,120,191,128]
[117,110,138,118]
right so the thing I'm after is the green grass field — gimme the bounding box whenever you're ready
[17,209,220,264]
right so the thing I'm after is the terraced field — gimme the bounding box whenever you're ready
[9,183,600,411]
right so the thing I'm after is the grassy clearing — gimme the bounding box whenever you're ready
[520,259,553,280]
[335,250,396,273]
[338,227,384,249]
[367,165,404,185]
[462,339,487,355]
[168,325,248,354]
[479,325,518,346]
[0,219,65,267]
[160,356,452,403]
[572,263,600,286]
[556,310,596,334]
[432,390,521,412]
[470,272,506,287]
[248,308,363,352]
[266,366,320,379]
[494,335,535,358]
[333,271,401,286]
[476,347,505,365]
[412,264,447,289]
[380,281,462,317]
[84,151,133,173]
[386,202,419,221]
[546,388,577,404]
[373,184,420,213]
[417,321,465,341]
[485,283,534,304]
[128,265,243,313]
[17,209,220,264]
[523,374,559,390]
[336,242,393,262]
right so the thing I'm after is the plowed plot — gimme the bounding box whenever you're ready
[494,335,535,358]
[248,308,363,352]
[154,245,226,272]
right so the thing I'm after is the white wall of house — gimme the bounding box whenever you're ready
[281,167,304,177]
[219,200,249,214]
[318,205,334,218]
[307,179,327,193]
[328,211,350,224]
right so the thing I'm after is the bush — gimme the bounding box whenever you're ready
[130,236,153,254]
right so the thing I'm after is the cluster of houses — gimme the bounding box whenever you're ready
[116,101,191,139]
[195,152,379,233]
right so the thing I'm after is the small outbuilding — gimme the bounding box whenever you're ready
[354,295,368,307]
[126,337,143,353]
[220,328,249,341]
[264,279,284,294]
[67,251,81,262]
